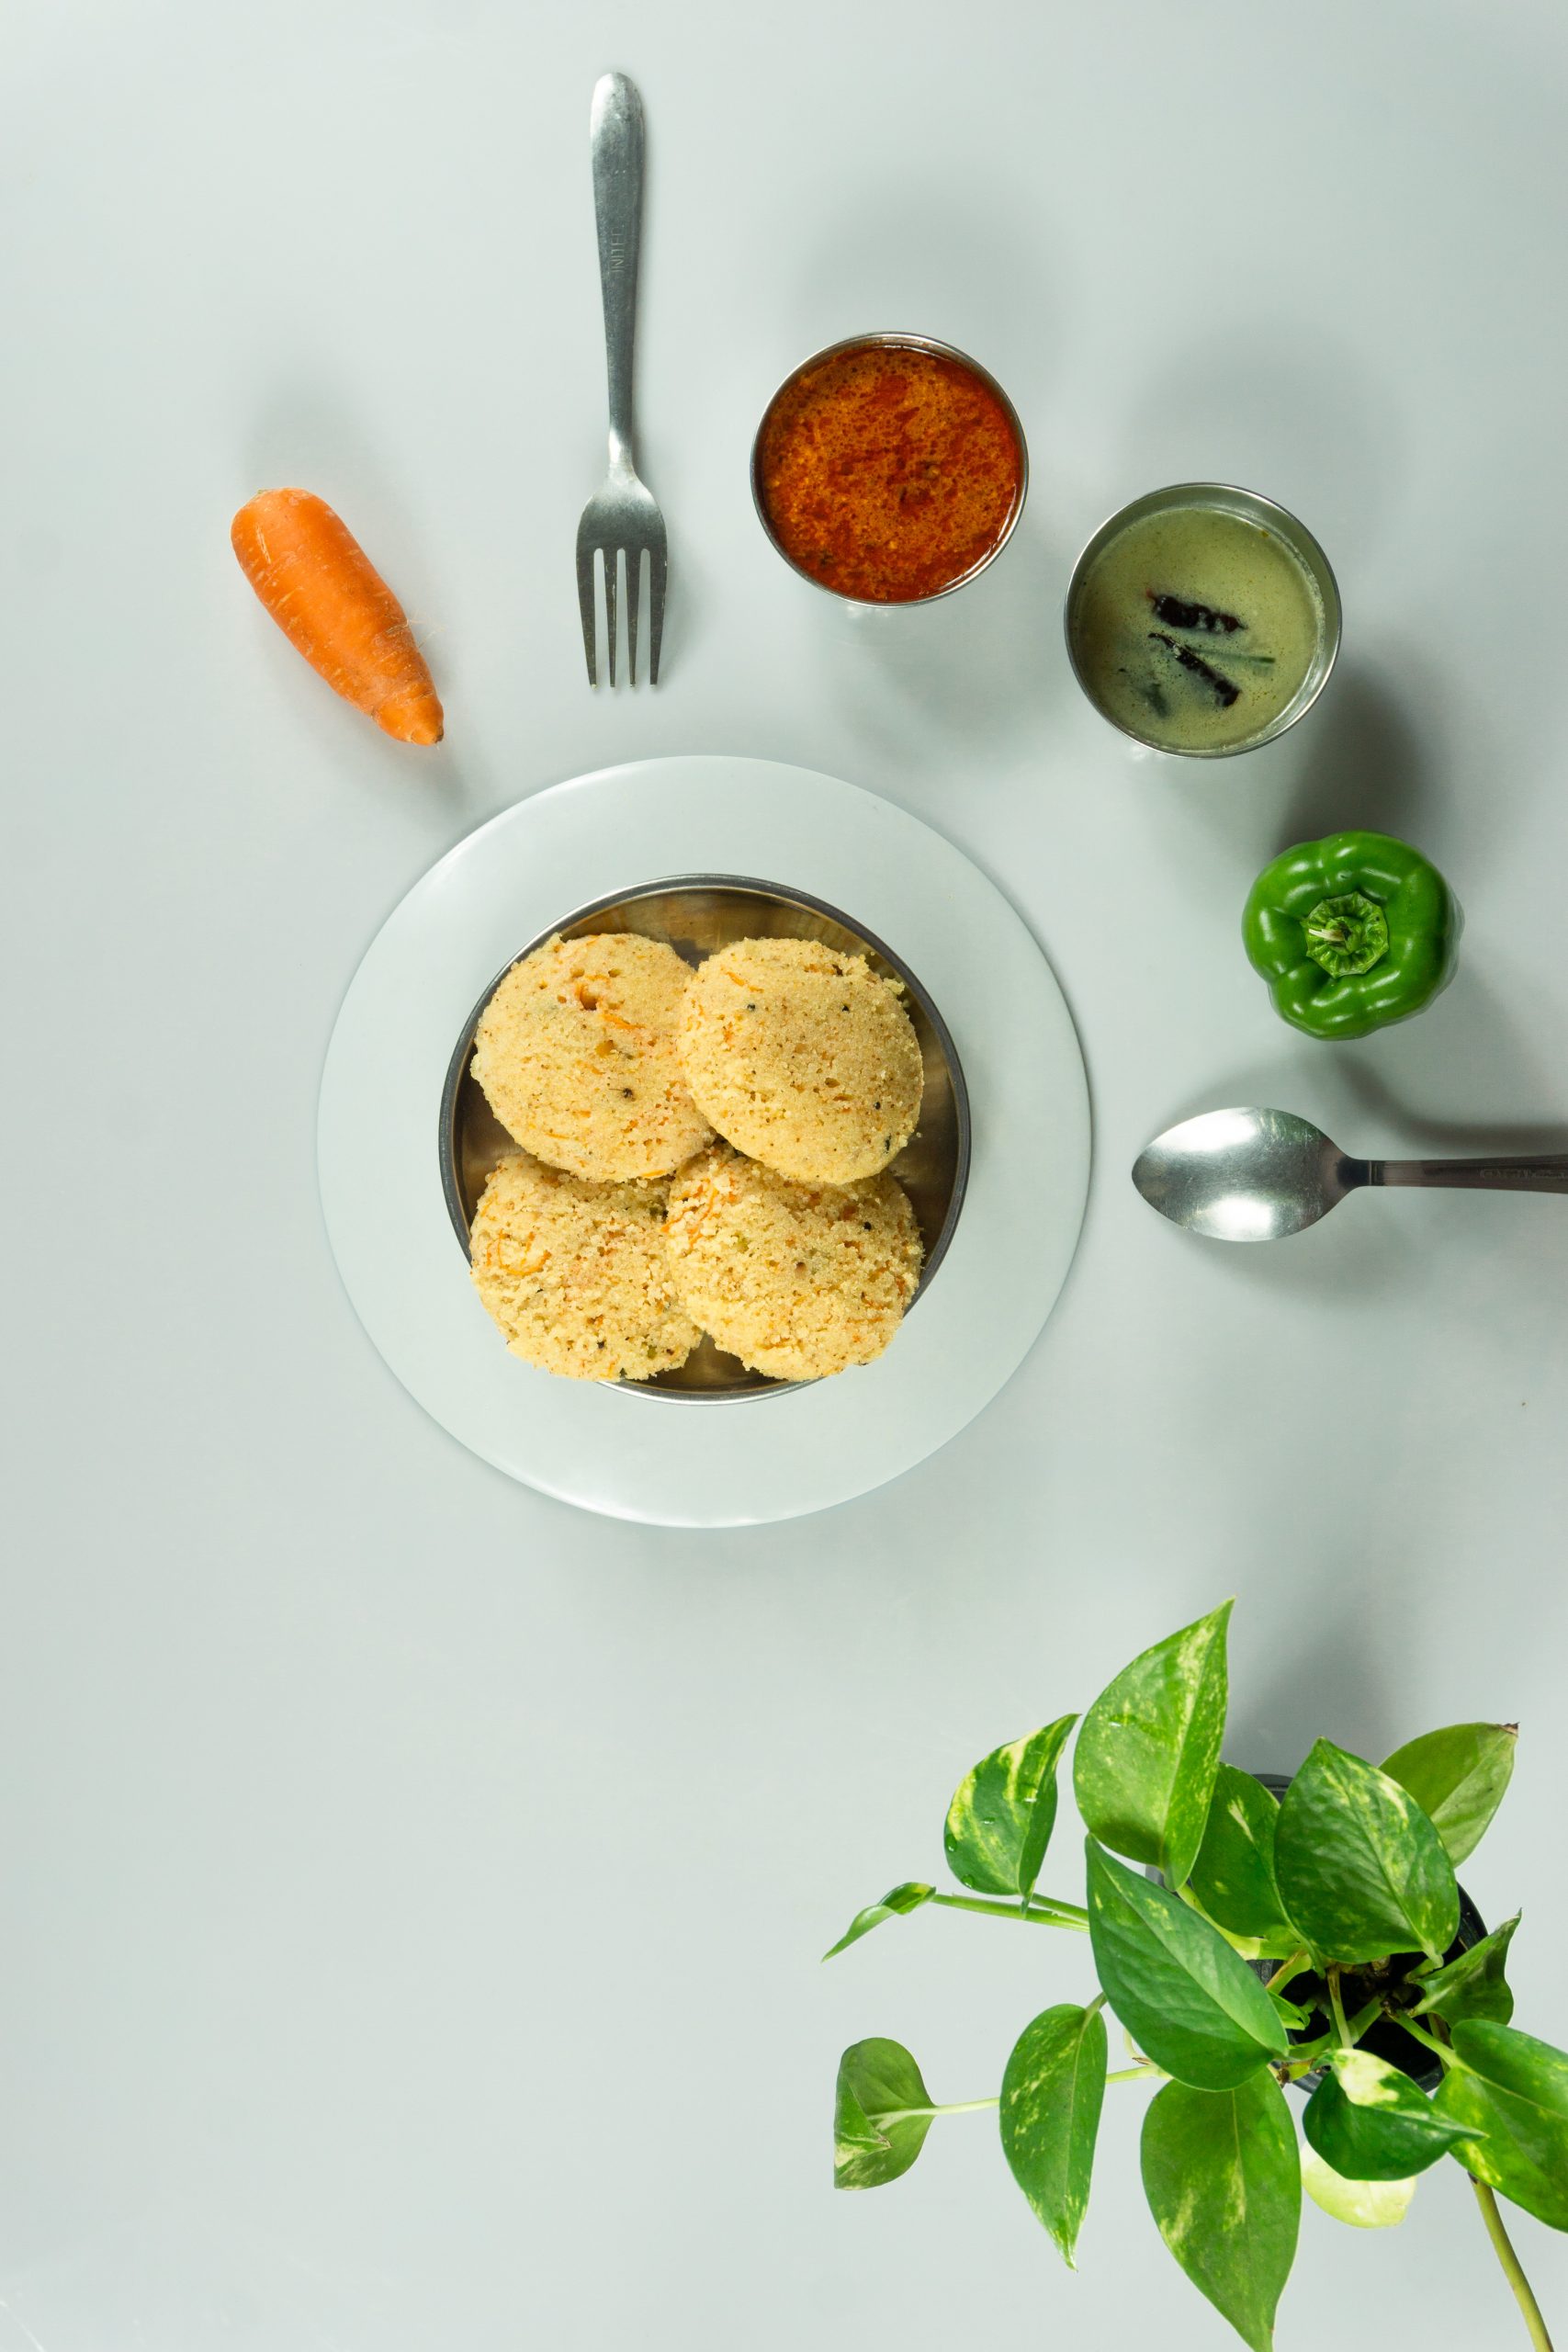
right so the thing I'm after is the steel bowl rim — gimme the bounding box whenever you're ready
[750,330,1030,607]
[1062,479,1343,759]
[438,871,972,1406]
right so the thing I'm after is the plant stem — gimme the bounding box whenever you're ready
[1105,2064,1167,2086]
[1030,1893,1089,1923]
[1327,1966,1352,2048]
[1266,1947,1310,1993]
[1399,2015,1457,2069]
[1346,1996,1382,2043]
[1473,2177,1556,2351]
[929,1892,1090,1933]
[874,2097,998,2129]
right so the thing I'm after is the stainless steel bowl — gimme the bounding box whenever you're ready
[750,332,1029,605]
[439,876,971,1403]
[1064,481,1342,757]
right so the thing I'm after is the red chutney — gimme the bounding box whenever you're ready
[755,340,1024,603]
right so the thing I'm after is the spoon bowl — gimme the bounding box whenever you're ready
[1134,1106,1568,1241]
[1133,1107,1358,1240]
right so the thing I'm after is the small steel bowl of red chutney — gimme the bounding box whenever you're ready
[751,333,1028,605]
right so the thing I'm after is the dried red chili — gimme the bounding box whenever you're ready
[755,340,1024,604]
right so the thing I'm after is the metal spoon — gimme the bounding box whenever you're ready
[1133,1106,1568,1241]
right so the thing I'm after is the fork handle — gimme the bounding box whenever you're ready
[589,72,643,474]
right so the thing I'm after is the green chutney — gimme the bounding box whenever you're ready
[1070,502,1325,752]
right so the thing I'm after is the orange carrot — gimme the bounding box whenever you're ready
[231,488,444,745]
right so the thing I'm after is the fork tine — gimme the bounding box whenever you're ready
[604,548,619,687]
[625,547,642,687]
[576,537,598,686]
[647,543,667,685]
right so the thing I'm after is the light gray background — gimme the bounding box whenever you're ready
[6,1,1567,2345]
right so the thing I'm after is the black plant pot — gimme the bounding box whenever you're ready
[1249,1770,1485,2094]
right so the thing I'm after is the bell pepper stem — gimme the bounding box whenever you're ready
[1472,2177,1556,2350]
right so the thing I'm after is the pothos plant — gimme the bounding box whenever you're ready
[827,1601,1565,2350]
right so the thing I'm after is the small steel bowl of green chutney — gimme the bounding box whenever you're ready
[1065,481,1341,757]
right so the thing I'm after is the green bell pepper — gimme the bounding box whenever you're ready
[1243,831,1460,1041]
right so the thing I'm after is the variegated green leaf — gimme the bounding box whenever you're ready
[998,2001,1107,2267]
[1382,1723,1517,1865]
[1432,2021,1568,2230]
[1274,1739,1459,1964]
[1188,1763,1295,1946]
[833,2039,934,2189]
[1303,2050,1474,2181]
[1301,2143,1416,2229]
[1086,1841,1286,2091]
[822,1882,933,1961]
[1414,1914,1519,2028]
[944,1713,1077,1899]
[1074,1601,1232,1886]
[1142,2073,1300,2352]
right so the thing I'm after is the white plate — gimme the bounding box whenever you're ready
[317,758,1090,1525]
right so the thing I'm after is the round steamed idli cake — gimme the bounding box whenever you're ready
[471,933,713,1182]
[663,1144,923,1381]
[677,935,924,1184]
[468,1152,700,1382]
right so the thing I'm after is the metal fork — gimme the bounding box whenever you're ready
[576,72,667,686]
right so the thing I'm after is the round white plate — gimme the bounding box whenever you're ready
[317,758,1090,1526]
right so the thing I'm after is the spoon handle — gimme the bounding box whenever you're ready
[1373,1154,1568,1194]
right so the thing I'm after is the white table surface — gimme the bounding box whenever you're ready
[6,2,1568,2346]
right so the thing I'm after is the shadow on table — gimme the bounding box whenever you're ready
[810,515,1069,757]
[1115,322,1403,573]
[1141,963,1562,1304]
[1335,1054,1568,1159]
[1088,653,1450,894]
[1279,663,1439,856]
[1228,1619,1400,1779]
[784,175,1061,397]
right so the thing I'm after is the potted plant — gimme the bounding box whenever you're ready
[827,1602,1564,2349]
